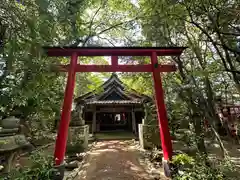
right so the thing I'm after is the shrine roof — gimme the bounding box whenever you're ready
[85,100,142,105]
[43,46,186,56]
[75,73,151,105]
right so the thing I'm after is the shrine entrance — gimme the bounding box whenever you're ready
[98,112,129,131]
[43,46,186,178]
[74,72,148,134]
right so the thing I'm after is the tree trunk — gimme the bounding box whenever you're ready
[193,115,207,154]
[204,77,223,132]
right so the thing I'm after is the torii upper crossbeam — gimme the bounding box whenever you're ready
[43,46,186,178]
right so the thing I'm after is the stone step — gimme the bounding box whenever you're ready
[0,133,17,137]
[0,128,19,134]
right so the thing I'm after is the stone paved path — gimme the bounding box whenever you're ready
[76,140,153,180]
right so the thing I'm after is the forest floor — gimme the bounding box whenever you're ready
[74,140,168,180]
[207,139,240,178]
[13,133,240,180]
[173,137,240,179]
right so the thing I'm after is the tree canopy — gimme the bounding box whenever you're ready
[0,0,239,157]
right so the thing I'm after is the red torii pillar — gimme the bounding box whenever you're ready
[43,47,186,179]
[54,52,78,165]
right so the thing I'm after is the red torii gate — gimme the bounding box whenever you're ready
[43,47,186,178]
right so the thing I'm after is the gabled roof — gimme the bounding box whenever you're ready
[75,73,151,105]
[98,87,131,100]
[101,73,124,90]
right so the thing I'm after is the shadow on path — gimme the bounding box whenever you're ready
[76,140,153,180]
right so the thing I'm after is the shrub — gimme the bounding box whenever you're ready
[66,140,85,155]
[142,124,161,149]
[172,154,235,180]
[172,153,194,167]
[3,151,54,180]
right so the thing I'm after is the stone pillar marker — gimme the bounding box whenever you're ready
[68,105,89,149]
[0,116,31,173]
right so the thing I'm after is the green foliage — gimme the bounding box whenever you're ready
[5,151,54,180]
[178,128,196,148]
[122,73,153,96]
[0,1,239,179]
[0,1,74,130]
[75,72,110,97]
[140,124,161,149]
[0,0,129,134]
[66,140,85,155]
[172,153,194,166]
[172,154,236,180]
[31,131,55,146]
[143,102,157,125]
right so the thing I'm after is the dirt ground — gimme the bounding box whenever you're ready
[75,140,157,180]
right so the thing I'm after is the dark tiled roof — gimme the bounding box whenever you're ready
[74,73,152,104]
[85,100,142,105]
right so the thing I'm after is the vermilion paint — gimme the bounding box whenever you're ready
[54,53,78,165]
[151,52,173,160]
[46,47,185,166]
[56,64,177,72]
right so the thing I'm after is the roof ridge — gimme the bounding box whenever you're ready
[98,87,131,100]
[75,73,151,103]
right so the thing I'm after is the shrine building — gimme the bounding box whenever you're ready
[74,73,151,134]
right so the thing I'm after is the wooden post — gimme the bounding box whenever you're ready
[92,111,96,133]
[54,52,78,166]
[131,111,137,134]
[111,56,118,69]
[151,52,173,161]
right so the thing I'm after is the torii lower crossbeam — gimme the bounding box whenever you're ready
[43,47,186,179]
[57,64,177,72]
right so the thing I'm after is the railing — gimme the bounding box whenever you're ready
[216,105,240,137]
